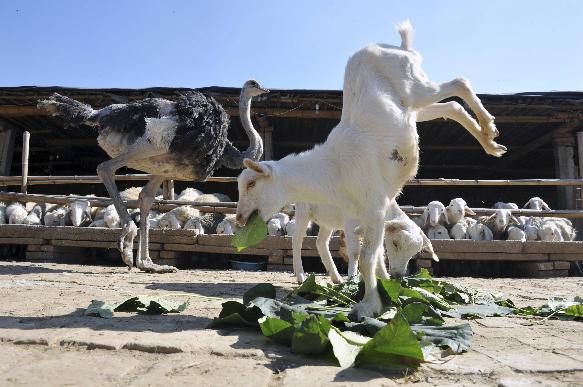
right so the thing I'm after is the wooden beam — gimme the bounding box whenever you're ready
[0,127,15,175]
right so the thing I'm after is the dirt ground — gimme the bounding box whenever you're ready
[0,261,582,386]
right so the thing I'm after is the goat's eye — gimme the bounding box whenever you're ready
[247,181,256,190]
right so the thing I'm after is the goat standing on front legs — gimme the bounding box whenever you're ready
[236,20,505,319]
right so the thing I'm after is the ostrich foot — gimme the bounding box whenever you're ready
[119,221,138,268]
[136,256,178,274]
[349,290,383,321]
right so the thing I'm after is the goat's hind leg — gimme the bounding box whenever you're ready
[96,140,166,269]
[417,102,507,157]
[136,175,177,273]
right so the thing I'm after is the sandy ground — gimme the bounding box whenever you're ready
[0,261,582,386]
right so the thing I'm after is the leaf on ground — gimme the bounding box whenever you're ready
[231,213,268,252]
[259,316,295,345]
[291,315,331,355]
[208,300,263,328]
[329,327,370,368]
[445,303,514,319]
[412,323,473,355]
[564,304,583,318]
[355,313,424,369]
[85,300,117,318]
[114,296,187,314]
[378,278,402,305]
[243,283,276,305]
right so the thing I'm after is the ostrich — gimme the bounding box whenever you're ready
[39,80,268,273]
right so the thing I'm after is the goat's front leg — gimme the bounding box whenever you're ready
[349,216,385,320]
[417,102,507,157]
[96,141,165,269]
[291,204,311,283]
[136,176,177,273]
[410,78,499,142]
[316,226,343,284]
[375,246,390,280]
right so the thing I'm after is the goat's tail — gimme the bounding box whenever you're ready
[37,93,98,128]
[396,19,413,51]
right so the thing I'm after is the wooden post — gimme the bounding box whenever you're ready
[553,134,577,210]
[0,126,15,176]
[256,116,274,161]
[21,131,30,194]
[163,180,174,200]
[577,132,583,208]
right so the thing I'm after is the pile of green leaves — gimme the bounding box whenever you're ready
[210,269,583,370]
[85,295,188,318]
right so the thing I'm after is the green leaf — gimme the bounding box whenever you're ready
[355,313,424,369]
[243,283,277,305]
[114,296,187,314]
[328,327,370,368]
[291,315,331,355]
[378,278,401,305]
[412,323,473,355]
[231,212,268,252]
[85,300,116,318]
[208,300,263,328]
[445,303,514,319]
[402,302,428,325]
[564,305,583,318]
[259,316,295,345]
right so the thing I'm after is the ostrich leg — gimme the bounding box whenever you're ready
[96,141,166,269]
[136,176,177,273]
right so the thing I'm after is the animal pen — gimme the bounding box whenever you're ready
[0,86,582,277]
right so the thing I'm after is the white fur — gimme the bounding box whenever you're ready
[450,222,469,239]
[538,223,563,241]
[480,209,520,240]
[69,197,93,227]
[6,203,28,225]
[177,188,202,202]
[216,214,239,235]
[158,206,201,229]
[523,197,551,211]
[422,201,448,228]
[467,222,494,241]
[540,218,576,241]
[267,218,284,236]
[507,226,526,242]
[184,217,205,235]
[44,206,69,226]
[446,198,475,225]
[426,224,450,240]
[104,204,121,228]
[493,202,519,210]
[235,21,504,319]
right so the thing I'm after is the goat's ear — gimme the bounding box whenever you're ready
[522,199,531,209]
[510,215,520,225]
[464,206,476,216]
[243,159,271,177]
[541,201,551,211]
[486,213,496,221]
[420,232,439,262]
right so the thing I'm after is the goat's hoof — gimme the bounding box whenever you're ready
[330,274,344,284]
[486,141,507,158]
[349,292,383,321]
[295,272,307,284]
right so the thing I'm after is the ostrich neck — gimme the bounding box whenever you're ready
[239,90,263,161]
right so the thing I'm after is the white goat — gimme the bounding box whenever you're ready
[445,198,475,225]
[235,21,504,318]
[467,222,494,241]
[6,203,28,224]
[507,226,527,242]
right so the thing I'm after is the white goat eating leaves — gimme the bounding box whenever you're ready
[236,20,504,319]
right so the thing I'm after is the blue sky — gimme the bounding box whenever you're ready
[1,1,581,93]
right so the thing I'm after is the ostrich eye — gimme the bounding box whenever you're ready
[247,181,256,190]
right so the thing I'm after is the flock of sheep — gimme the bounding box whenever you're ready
[416,197,576,242]
[0,187,238,236]
[0,189,576,244]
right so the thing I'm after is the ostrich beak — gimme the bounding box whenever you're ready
[259,87,269,94]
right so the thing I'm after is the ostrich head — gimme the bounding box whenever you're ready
[242,79,269,97]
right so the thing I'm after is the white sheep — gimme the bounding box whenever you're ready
[426,224,451,240]
[507,226,526,242]
[69,196,94,226]
[540,218,576,241]
[22,204,43,225]
[285,218,297,237]
[158,206,201,229]
[6,202,29,224]
[267,218,284,236]
[467,222,494,241]
[184,217,205,235]
[177,188,202,202]
[517,216,540,241]
[44,206,69,226]
[422,201,449,229]
[235,21,505,318]
[493,202,519,210]
[216,214,240,235]
[538,223,563,241]
[446,198,475,225]
[523,197,551,211]
[480,209,520,240]
[103,204,121,228]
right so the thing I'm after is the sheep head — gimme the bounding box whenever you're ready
[423,201,448,227]
[446,198,475,224]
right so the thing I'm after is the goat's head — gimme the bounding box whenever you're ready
[423,201,448,227]
[236,159,282,226]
